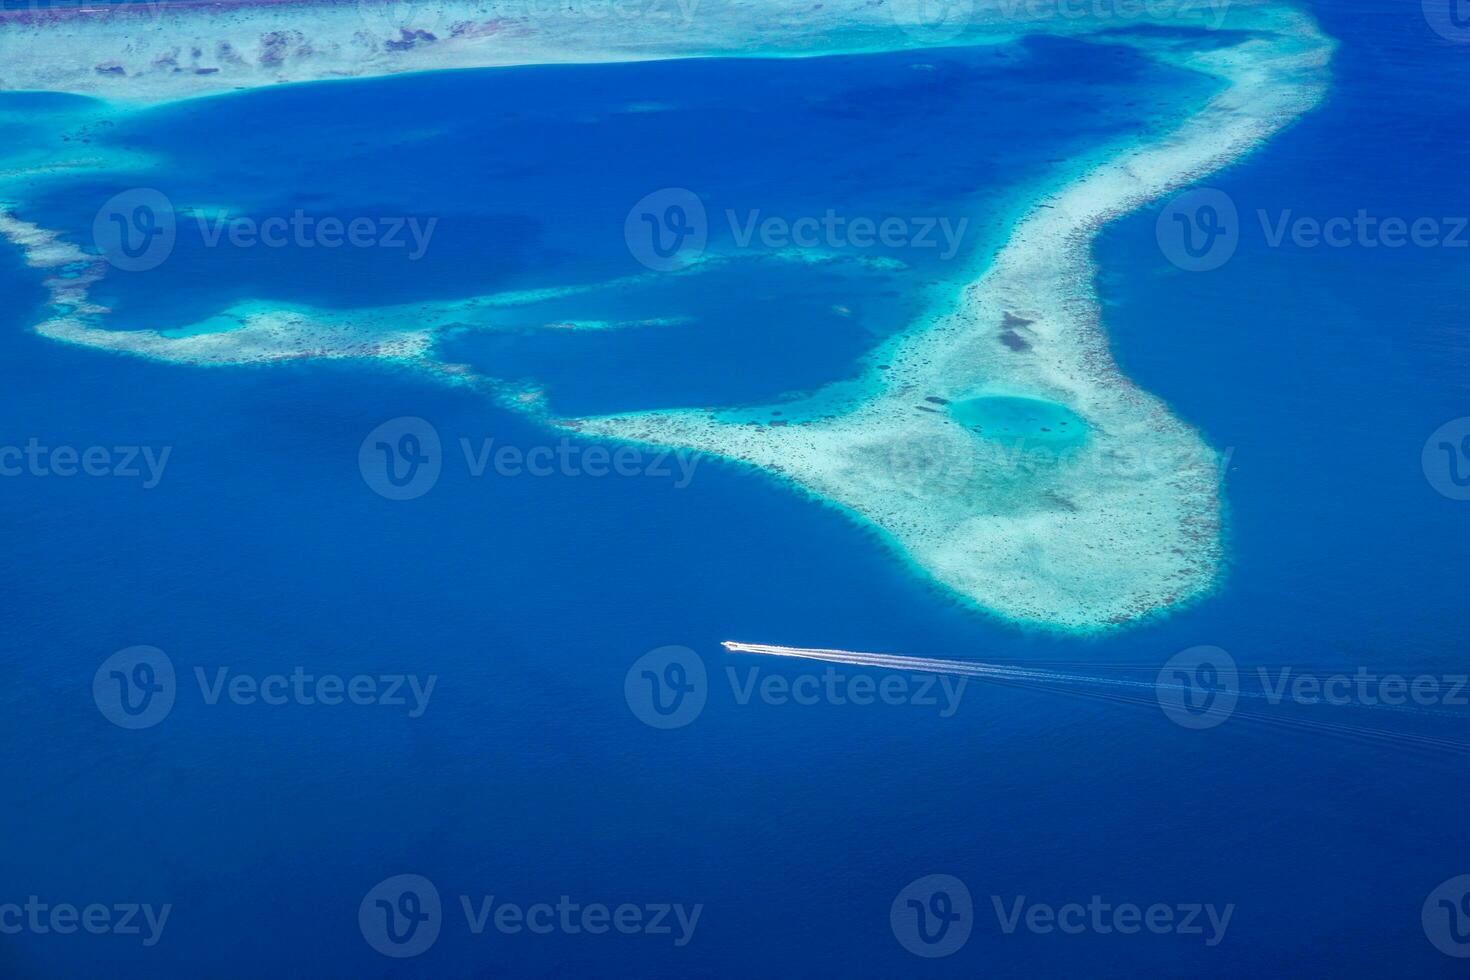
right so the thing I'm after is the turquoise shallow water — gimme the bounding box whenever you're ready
[14,38,1208,411]
[951,395,1089,449]
[0,5,1468,977]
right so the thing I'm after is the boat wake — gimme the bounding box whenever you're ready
[721,641,1470,759]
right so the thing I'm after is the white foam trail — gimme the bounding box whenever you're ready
[724,641,1470,757]
[723,640,1176,693]
[720,641,1470,717]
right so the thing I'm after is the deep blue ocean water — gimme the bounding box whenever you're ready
[2,3,1468,976]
